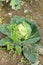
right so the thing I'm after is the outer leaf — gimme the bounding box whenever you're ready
[22,37,40,45]
[27,20,41,37]
[0,37,15,50]
[0,24,9,35]
[0,37,22,47]
[0,37,13,46]
[10,16,26,24]
[23,46,38,63]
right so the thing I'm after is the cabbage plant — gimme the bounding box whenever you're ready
[0,16,41,64]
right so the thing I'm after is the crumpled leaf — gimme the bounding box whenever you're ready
[10,0,22,10]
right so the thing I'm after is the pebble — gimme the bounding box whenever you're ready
[2,57,5,61]
[24,9,28,14]
[8,12,12,17]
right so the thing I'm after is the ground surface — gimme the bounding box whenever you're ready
[0,0,43,65]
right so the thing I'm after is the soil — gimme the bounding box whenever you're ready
[0,0,43,65]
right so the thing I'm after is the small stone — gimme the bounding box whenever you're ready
[8,13,12,17]
[2,57,5,61]
[24,9,28,14]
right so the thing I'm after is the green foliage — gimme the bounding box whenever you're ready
[10,0,23,10]
[0,16,41,63]
[0,0,23,10]
[23,46,38,63]
[15,46,22,55]
[0,37,12,46]
[22,37,40,46]
[7,24,21,43]
[18,22,32,39]
[0,0,4,2]
[0,24,9,35]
